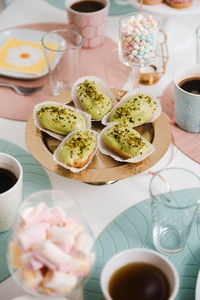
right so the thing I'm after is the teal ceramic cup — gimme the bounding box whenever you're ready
[174,65,200,133]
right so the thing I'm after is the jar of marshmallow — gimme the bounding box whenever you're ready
[7,190,96,299]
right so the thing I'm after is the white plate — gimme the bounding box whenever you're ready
[130,0,200,16]
[0,28,59,80]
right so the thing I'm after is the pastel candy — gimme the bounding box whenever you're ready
[20,207,34,222]
[69,256,93,276]
[9,202,95,297]
[48,226,75,252]
[22,269,43,289]
[9,241,23,269]
[17,222,50,251]
[43,271,77,293]
[120,14,158,65]
[33,241,72,269]
[74,232,94,256]
[49,206,66,226]
[20,252,43,270]
[22,202,50,225]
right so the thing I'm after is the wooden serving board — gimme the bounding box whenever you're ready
[25,89,171,184]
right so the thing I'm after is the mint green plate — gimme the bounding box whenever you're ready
[0,139,52,283]
[43,0,138,15]
[84,196,200,300]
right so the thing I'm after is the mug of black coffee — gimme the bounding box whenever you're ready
[0,152,23,232]
[174,65,200,133]
[66,0,109,48]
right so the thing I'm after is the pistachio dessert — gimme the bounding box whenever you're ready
[58,130,96,168]
[37,104,86,135]
[76,80,112,120]
[103,123,150,159]
[109,94,157,126]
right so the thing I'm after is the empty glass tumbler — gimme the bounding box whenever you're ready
[150,167,200,255]
[42,29,82,96]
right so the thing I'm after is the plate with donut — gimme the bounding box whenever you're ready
[130,0,200,16]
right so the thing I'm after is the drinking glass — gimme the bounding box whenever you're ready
[7,190,95,299]
[42,29,82,96]
[150,167,200,255]
[139,29,168,85]
[118,12,159,91]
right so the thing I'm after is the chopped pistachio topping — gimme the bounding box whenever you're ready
[76,80,112,120]
[58,131,96,167]
[110,94,157,126]
[37,104,86,135]
[103,123,150,157]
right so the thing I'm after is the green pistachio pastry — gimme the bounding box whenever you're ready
[76,80,112,120]
[109,94,157,126]
[103,123,150,159]
[58,130,96,168]
[37,104,86,135]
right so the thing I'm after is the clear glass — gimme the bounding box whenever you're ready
[42,29,82,96]
[196,25,200,64]
[118,12,159,91]
[139,29,168,85]
[150,168,200,255]
[7,190,95,299]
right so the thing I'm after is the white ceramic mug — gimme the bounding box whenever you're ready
[0,153,23,232]
[100,248,179,300]
[174,65,200,133]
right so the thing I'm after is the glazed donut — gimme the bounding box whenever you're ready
[166,0,192,8]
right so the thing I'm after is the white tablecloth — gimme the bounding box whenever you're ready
[0,0,199,299]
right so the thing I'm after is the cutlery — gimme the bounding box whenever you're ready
[0,82,44,96]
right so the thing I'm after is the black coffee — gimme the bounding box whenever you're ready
[0,168,18,194]
[179,77,200,95]
[108,262,170,300]
[70,0,105,12]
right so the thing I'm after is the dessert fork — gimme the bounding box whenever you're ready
[0,82,44,96]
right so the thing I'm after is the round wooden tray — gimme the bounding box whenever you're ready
[25,89,171,184]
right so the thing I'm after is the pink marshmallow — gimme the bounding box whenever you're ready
[33,252,57,270]
[49,206,66,225]
[33,241,73,269]
[20,252,43,270]
[74,232,94,256]
[17,222,50,251]
[23,202,51,225]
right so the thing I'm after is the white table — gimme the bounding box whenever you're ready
[0,0,200,299]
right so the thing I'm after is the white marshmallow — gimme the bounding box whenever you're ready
[74,232,94,256]
[48,226,75,247]
[34,241,72,268]
[17,222,49,251]
[43,271,77,292]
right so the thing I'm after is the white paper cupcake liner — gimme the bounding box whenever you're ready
[71,75,117,121]
[101,88,161,126]
[98,123,155,163]
[33,101,92,141]
[53,129,98,173]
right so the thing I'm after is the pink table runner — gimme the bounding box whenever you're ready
[160,82,200,164]
[0,23,129,121]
